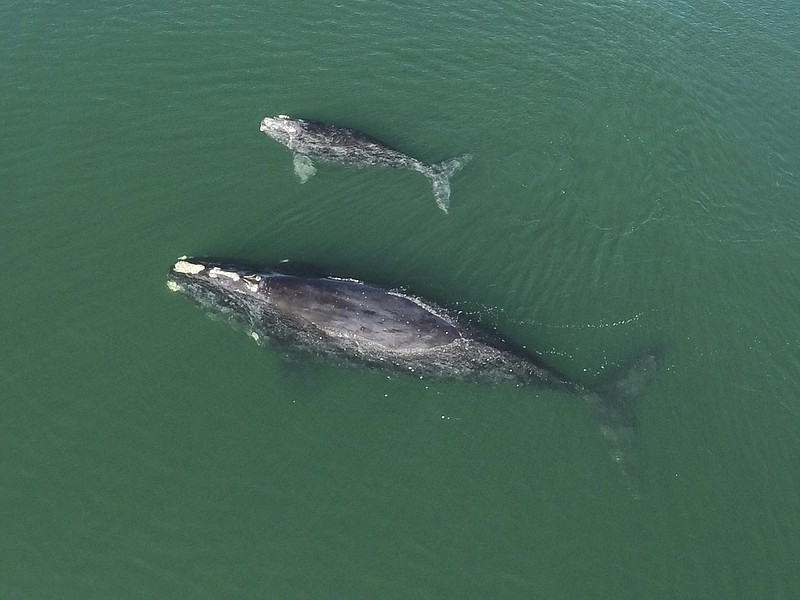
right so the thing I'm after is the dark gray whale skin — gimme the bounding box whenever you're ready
[167,257,657,496]
[259,115,471,213]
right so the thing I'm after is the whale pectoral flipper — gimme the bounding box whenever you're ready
[293,153,316,183]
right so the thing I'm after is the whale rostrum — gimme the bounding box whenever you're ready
[259,115,471,213]
[168,257,659,496]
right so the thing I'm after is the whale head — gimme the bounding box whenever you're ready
[259,115,300,146]
[167,257,271,332]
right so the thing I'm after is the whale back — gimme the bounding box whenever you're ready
[264,276,462,351]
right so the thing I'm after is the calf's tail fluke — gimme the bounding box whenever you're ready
[427,154,472,213]
[586,351,661,499]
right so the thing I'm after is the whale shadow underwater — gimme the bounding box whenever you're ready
[167,257,659,497]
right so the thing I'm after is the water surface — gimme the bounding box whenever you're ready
[2,0,799,597]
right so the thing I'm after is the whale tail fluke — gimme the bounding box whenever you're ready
[587,351,661,499]
[427,154,472,213]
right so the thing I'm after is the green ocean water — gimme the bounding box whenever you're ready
[2,0,799,597]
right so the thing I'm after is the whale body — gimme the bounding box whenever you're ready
[259,115,471,213]
[167,257,658,495]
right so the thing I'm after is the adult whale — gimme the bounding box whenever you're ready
[167,257,658,496]
[259,115,471,213]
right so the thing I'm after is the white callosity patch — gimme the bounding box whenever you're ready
[173,260,205,275]
[260,116,298,141]
[166,280,181,292]
[242,275,261,293]
[208,267,240,281]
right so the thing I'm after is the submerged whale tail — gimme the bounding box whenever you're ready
[426,154,472,213]
[586,352,661,498]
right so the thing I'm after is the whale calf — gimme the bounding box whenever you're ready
[167,257,658,495]
[259,115,471,213]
